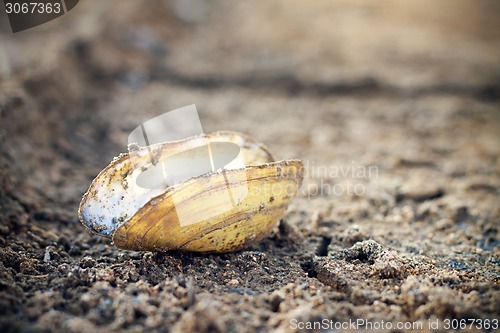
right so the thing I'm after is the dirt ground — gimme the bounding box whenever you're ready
[0,1,499,332]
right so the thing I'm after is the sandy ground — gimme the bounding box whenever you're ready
[0,0,499,332]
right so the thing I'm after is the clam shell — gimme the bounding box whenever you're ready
[78,131,303,252]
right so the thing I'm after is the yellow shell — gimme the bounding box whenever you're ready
[78,131,303,253]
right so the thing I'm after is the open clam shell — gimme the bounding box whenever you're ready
[78,131,303,252]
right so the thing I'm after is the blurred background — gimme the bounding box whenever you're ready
[1,0,499,221]
[0,0,499,331]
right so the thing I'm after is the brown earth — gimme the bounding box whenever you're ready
[0,1,499,332]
